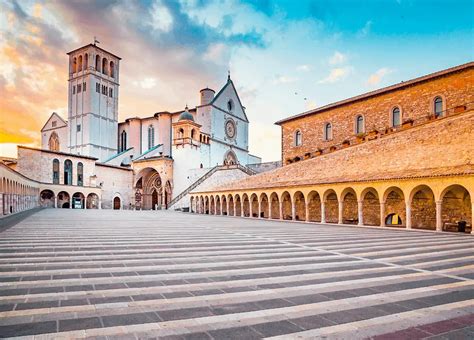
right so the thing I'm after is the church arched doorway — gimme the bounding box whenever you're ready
[223,150,238,165]
[152,189,159,210]
[113,197,121,210]
[134,168,167,210]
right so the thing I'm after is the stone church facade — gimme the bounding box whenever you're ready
[190,62,474,234]
[2,43,263,212]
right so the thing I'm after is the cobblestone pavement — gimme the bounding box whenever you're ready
[0,209,473,339]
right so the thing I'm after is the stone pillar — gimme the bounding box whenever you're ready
[291,201,296,221]
[241,201,244,217]
[226,200,229,216]
[99,198,102,209]
[69,197,73,209]
[279,201,283,220]
[269,201,272,219]
[358,200,364,226]
[380,201,386,227]
[436,200,443,232]
[471,202,474,235]
[258,200,261,218]
[338,200,344,224]
[405,201,412,229]
[249,200,253,218]
[305,202,310,222]
[321,201,326,223]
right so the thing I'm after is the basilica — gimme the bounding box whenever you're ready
[2,43,265,211]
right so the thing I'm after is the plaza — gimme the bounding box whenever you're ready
[0,210,473,339]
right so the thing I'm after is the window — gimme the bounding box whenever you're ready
[109,88,113,97]
[77,124,81,132]
[64,159,73,185]
[77,162,83,186]
[48,132,60,151]
[110,61,115,78]
[52,121,57,127]
[191,129,195,139]
[355,115,365,134]
[52,159,59,184]
[148,125,155,150]
[83,82,86,92]
[434,97,443,117]
[324,123,332,141]
[227,99,234,112]
[78,55,83,71]
[294,130,302,146]
[102,58,108,75]
[72,85,76,94]
[96,83,100,93]
[120,130,127,152]
[77,84,81,93]
[95,55,101,72]
[84,53,88,69]
[392,107,401,127]
[73,57,77,73]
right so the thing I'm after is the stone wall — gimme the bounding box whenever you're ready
[95,164,133,209]
[280,66,473,163]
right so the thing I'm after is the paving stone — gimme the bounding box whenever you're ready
[58,317,102,332]
[101,312,160,327]
[251,320,304,337]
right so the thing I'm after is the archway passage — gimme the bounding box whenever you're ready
[72,192,85,209]
[308,191,321,222]
[164,181,172,209]
[411,186,436,230]
[113,197,121,210]
[210,196,215,215]
[242,195,250,217]
[385,188,406,227]
[250,194,258,217]
[362,189,380,226]
[325,191,338,223]
[215,196,221,215]
[342,190,358,224]
[221,196,228,215]
[87,193,99,209]
[441,185,472,232]
[228,196,235,216]
[235,195,242,216]
[260,194,269,218]
[40,190,55,208]
[294,191,306,221]
[135,168,164,210]
[205,197,210,214]
[281,192,292,220]
[270,193,280,219]
[57,191,70,208]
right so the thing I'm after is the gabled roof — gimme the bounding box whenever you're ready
[210,77,249,123]
[275,61,474,125]
[133,144,163,161]
[40,112,68,132]
[102,147,134,163]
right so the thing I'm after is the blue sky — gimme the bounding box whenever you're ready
[0,0,473,160]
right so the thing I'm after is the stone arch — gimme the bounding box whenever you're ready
[215,195,221,215]
[235,194,242,217]
[102,57,108,75]
[281,191,292,220]
[199,196,204,214]
[260,193,269,218]
[383,186,406,226]
[49,132,60,151]
[410,185,436,230]
[86,193,99,209]
[95,55,101,72]
[224,150,238,165]
[270,192,280,219]
[84,53,88,69]
[78,55,83,71]
[221,195,228,215]
[440,185,472,232]
[64,159,73,185]
[72,192,85,209]
[40,190,55,208]
[57,191,70,208]
[250,194,258,218]
[135,167,164,210]
[73,57,77,73]
[361,187,380,226]
[204,196,209,214]
[110,61,115,78]
[228,195,235,216]
[323,189,338,223]
[113,196,121,210]
[307,191,321,222]
[164,181,172,209]
[341,188,358,224]
[293,191,306,221]
[242,193,250,217]
[190,196,195,213]
[210,196,215,215]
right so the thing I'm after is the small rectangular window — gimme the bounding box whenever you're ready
[77,124,81,132]
[83,82,86,92]
[77,84,81,92]
[52,121,57,127]
[96,83,100,93]
[72,85,75,94]
[109,88,113,97]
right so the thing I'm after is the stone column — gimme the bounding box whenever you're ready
[269,201,272,219]
[291,201,296,221]
[471,202,474,235]
[226,200,229,216]
[338,201,344,224]
[405,201,412,229]
[241,201,244,217]
[54,196,58,208]
[98,198,102,209]
[305,202,310,222]
[279,201,283,220]
[249,200,253,218]
[258,200,261,218]
[380,201,386,227]
[321,201,326,223]
[358,200,364,226]
[436,200,443,232]
[69,197,73,209]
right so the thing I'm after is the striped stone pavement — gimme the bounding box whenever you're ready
[0,209,473,339]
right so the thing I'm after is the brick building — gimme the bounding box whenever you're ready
[191,62,474,234]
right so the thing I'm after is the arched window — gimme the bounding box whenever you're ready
[84,53,88,70]
[178,128,184,138]
[294,130,302,146]
[48,132,60,151]
[191,129,195,140]
[77,162,84,186]
[324,123,332,141]
[73,57,77,73]
[120,130,127,152]
[110,61,115,78]
[434,96,443,117]
[355,115,365,134]
[95,55,101,72]
[52,159,59,184]
[148,125,155,150]
[392,107,401,127]
[78,55,83,71]
[64,160,73,185]
[102,58,108,76]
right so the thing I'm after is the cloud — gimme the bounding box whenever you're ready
[296,64,311,72]
[318,66,352,84]
[367,67,393,86]
[273,75,298,84]
[357,20,372,38]
[133,78,157,89]
[150,0,173,33]
[329,51,347,65]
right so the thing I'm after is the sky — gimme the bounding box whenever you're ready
[0,0,473,161]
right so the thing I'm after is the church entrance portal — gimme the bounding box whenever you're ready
[134,168,171,210]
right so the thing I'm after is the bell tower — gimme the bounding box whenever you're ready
[66,43,121,161]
